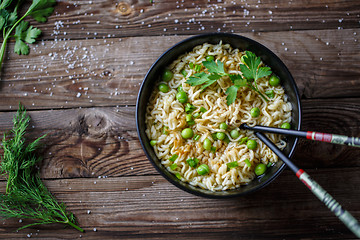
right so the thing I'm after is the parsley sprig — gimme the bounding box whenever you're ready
[0,0,56,70]
[0,104,83,232]
[186,51,272,105]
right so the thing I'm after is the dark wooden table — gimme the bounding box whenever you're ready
[0,0,359,239]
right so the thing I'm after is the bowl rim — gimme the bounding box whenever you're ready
[136,32,302,198]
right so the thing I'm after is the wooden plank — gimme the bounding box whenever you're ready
[24,0,360,41]
[0,168,359,239]
[0,98,359,179]
[0,29,360,110]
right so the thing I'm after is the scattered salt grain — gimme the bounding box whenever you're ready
[76,92,81,98]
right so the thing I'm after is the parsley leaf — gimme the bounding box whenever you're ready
[226,85,239,106]
[229,74,247,87]
[0,9,8,30]
[187,72,210,86]
[0,0,55,71]
[27,0,56,23]
[203,60,226,75]
[14,21,41,55]
[240,51,272,82]
[185,51,273,106]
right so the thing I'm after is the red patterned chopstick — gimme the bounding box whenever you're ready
[254,132,360,238]
[241,124,360,147]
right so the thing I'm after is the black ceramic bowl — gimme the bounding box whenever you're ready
[136,33,301,198]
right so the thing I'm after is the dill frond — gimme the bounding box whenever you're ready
[0,104,83,232]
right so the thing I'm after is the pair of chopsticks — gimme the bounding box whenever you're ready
[240,124,360,238]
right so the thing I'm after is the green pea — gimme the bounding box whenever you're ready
[247,139,257,150]
[281,122,291,129]
[158,83,169,93]
[269,75,280,86]
[197,164,210,175]
[206,55,214,62]
[219,122,228,130]
[162,69,173,82]
[216,132,226,140]
[176,91,188,103]
[177,85,183,92]
[181,128,194,139]
[203,138,212,150]
[250,107,260,118]
[230,129,240,139]
[150,140,157,146]
[255,163,267,176]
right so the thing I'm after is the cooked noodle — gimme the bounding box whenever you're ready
[145,42,292,191]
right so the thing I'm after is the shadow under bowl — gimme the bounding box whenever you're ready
[136,33,302,198]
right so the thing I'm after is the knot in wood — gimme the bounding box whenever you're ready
[117,2,132,16]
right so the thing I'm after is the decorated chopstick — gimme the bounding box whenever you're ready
[241,124,360,148]
[254,131,360,238]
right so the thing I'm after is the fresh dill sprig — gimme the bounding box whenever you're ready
[0,104,83,232]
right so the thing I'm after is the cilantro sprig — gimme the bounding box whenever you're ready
[185,51,272,105]
[0,0,56,71]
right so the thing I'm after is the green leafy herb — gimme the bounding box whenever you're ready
[170,163,178,170]
[200,107,207,113]
[193,134,200,141]
[193,112,200,119]
[194,64,202,72]
[244,159,252,167]
[162,126,169,135]
[175,173,182,180]
[185,51,272,105]
[265,90,275,99]
[186,158,199,168]
[185,103,196,113]
[0,104,83,232]
[181,69,187,77]
[226,161,239,170]
[239,137,248,144]
[0,0,55,70]
[169,154,178,162]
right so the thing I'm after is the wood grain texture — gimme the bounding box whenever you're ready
[0,28,359,111]
[0,98,359,180]
[24,0,360,40]
[0,168,359,239]
[0,0,359,238]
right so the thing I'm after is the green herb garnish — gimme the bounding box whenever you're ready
[181,69,187,77]
[169,154,178,162]
[0,104,83,232]
[200,107,207,113]
[0,0,56,70]
[186,51,272,105]
[170,163,178,170]
[185,103,196,113]
[265,89,275,99]
[244,159,252,167]
[193,134,200,141]
[186,158,199,168]
[226,161,239,170]
[239,137,248,144]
